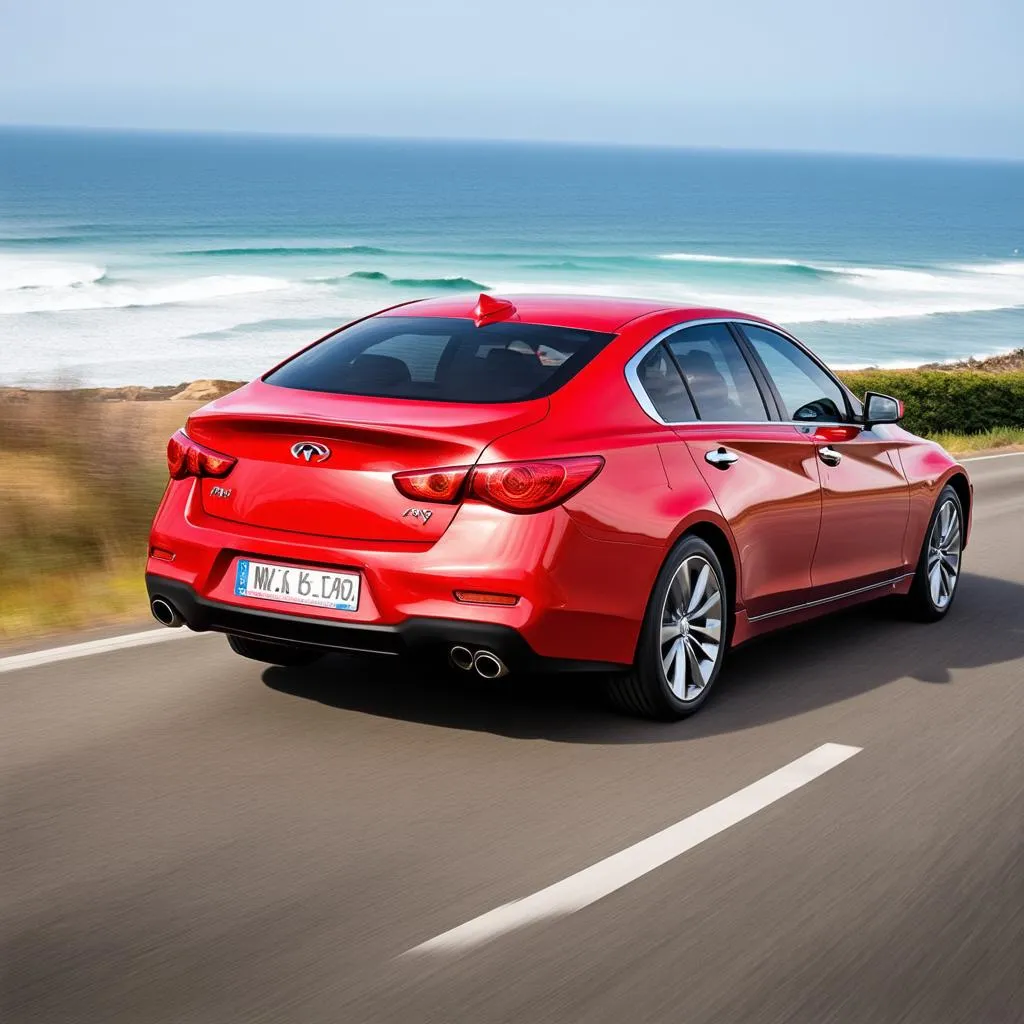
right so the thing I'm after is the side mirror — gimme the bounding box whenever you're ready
[864,391,904,428]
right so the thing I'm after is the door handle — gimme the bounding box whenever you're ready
[705,447,739,469]
[818,446,842,467]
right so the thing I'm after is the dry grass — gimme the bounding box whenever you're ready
[928,427,1024,456]
[0,394,197,644]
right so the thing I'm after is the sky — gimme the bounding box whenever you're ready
[1,0,1022,159]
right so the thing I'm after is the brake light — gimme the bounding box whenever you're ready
[166,430,236,480]
[393,466,470,503]
[392,457,604,513]
[469,457,604,513]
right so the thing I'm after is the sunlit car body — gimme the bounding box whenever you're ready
[146,294,971,718]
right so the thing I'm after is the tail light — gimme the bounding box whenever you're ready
[392,457,603,513]
[393,466,470,503]
[166,430,236,480]
[469,458,604,513]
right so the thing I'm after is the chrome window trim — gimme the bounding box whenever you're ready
[624,317,858,429]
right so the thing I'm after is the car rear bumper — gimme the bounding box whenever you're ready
[145,574,624,673]
[145,478,660,670]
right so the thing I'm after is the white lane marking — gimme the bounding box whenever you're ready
[0,627,210,675]
[961,451,1024,462]
[404,742,862,956]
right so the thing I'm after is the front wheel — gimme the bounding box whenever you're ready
[606,535,729,720]
[901,485,964,622]
[227,634,324,667]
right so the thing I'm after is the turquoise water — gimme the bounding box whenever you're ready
[1,127,1022,386]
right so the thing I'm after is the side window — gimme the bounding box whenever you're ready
[741,325,849,423]
[666,324,768,422]
[636,343,696,421]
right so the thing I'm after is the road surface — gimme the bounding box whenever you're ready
[3,454,1023,1023]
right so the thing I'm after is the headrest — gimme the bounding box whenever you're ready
[346,353,412,388]
[677,349,723,380]
[484,347,544,382]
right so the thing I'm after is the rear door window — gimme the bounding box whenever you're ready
[666,324,769,421]
[266,316,615,403]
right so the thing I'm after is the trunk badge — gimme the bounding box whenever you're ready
[402,508,433,524]
[291,441,331,463]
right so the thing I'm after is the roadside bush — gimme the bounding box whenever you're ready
[837,370,1024,435]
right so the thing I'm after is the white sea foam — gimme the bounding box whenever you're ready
[658,252,811,268]
[952,260,1024,276]
[0,256,107,291]
[0,272,291,315]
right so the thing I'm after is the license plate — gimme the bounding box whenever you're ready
[234,559,360,612]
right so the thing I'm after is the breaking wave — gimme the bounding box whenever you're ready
[0,270,289,315]
[659,251,823,271]
[0,257,107,291]
[179,245,391,257]
[346,270,489,290]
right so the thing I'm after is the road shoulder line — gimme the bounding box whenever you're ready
[0,627,208,675]
[961,451,1024,463]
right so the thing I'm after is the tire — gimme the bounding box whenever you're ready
[227,634,324,667]
[606,535,729,720]
[901,484,965,622]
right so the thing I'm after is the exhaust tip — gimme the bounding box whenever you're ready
[449,645,474,671]
[151,597,183,628]
[473,650,508,680]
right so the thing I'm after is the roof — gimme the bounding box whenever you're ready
[378,294,739,333]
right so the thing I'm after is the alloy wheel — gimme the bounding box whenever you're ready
[926,498,962,611]
[660,554,723,701]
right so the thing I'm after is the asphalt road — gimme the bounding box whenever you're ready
[3,454,1023,1024]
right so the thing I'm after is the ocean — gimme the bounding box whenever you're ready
[1,127,1022,387]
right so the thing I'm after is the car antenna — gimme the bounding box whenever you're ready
[473,293,517,327]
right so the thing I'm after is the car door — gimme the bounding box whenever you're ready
[737,323,911,592]
[631,322,822,619]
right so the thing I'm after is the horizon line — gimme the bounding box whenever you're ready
[3,121,1023,167]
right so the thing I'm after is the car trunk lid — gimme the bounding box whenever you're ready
[186,380,549,542]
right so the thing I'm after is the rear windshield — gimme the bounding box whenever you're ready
[265,316,615,403]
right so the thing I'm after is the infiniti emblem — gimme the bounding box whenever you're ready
[290,441,331,464]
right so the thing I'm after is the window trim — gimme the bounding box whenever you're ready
[625,318,856,428]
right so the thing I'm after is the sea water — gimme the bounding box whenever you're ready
[1,127,1021,386]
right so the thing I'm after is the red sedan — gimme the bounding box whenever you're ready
[146,294,971,719]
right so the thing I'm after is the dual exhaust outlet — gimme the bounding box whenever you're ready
[154,596,509,680]
[450,645,509,679]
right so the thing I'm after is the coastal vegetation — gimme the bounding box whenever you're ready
[837,356,1024,435]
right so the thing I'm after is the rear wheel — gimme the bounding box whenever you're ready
[227,634,323,667]
[901,485,964,622]
[606,535,729,720]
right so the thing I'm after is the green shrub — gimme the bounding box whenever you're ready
[837,370,1024,435]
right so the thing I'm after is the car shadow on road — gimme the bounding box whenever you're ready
[262,572,1024,744]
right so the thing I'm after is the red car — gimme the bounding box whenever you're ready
[147,294,971,719]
